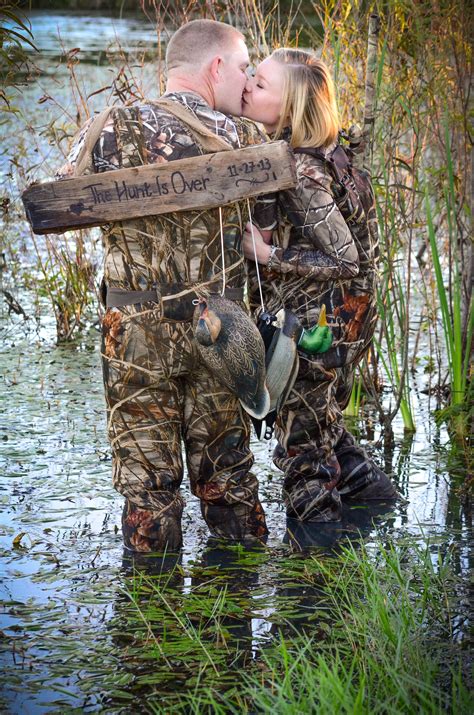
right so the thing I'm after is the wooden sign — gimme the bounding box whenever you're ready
[22,141,295,235]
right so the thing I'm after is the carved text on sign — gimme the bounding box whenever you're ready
[22,141,296,235]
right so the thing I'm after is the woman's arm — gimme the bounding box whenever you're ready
[251,155,360,281]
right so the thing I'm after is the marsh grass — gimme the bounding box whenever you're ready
[0,4,38,113]
[343,369,363,418]
[311,0,471,442]
[424,121,473,443]
[120,536,470,713]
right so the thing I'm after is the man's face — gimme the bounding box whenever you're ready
[213,37,250,116]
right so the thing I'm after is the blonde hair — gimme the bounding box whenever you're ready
[271,48,340,148]
[166,20,244,73]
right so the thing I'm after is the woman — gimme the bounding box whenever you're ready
[242,48,396,522]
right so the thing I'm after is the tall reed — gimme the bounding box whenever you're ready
[0,4,38,113]
[343,369,363,418]
[308,0,471,442]
[425,131,473,442]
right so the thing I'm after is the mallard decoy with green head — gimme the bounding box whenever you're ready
[252,305,334,439]
[194,297,334,435]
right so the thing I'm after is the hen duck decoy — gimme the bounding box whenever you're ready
[252,309,300,439]
[193,295,270,419]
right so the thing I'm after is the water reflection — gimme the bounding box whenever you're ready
[121,547,182,579]
[105,502,397,706]
[284,501,396,552]
[111,541,265,703]
[9,10,159,63]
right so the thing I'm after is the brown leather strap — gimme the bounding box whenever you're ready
[106,284,244,309]
[73,106,116,177]
[106,288,161,307]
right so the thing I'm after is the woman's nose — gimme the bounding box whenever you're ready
[244,77,253,93]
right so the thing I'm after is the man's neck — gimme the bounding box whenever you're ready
[166,74,215,109]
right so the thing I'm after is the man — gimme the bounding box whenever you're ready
[59,20,268,551]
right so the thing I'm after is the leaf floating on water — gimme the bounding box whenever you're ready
[12,531,28,548]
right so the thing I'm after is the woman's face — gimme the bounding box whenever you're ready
[242,57,286,133]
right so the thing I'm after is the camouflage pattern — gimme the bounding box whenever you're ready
[61,93,268,550]
[251,146,396,521]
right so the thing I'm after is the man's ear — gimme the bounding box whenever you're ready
[209,55,223,82]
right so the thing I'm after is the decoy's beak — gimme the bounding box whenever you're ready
[198,299,209,317]
[318,304,328,327]
[196,299,222,345]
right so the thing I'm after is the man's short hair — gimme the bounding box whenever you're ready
[166,19,244,72]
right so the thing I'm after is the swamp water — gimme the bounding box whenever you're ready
[0,11,472,713]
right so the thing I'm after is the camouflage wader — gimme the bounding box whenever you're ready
[60,93,268,550]
[251,145,396,521]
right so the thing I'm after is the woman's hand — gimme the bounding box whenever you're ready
[242,223,272,264]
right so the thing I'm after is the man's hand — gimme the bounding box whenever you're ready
[242,222,272,264]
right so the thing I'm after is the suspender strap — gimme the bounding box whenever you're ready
[73,96,233,178]
[148,98,233,153]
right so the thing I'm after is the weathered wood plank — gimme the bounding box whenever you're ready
[22,141,295,235]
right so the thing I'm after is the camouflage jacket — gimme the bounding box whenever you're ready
[58,92,264,301]
[250,145,380,365]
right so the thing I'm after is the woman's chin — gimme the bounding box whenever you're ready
[242,110,266,125]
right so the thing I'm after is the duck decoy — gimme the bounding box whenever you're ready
[252,305,334,440]
[194,296,333,438]
[193,294,270,419]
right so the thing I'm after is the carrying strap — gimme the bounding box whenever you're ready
[148,98,233,153]
[293,146,327,162]
[73,106,116,177]
[73,97,233,177]
[294,144,353,186]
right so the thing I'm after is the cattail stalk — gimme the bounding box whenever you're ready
[361,14,381,167]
